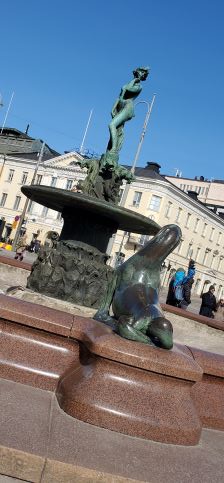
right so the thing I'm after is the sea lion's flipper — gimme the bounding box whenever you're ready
[118,318,155,345]
[94,312,118,331]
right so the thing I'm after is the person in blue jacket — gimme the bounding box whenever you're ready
[166,260,196,308]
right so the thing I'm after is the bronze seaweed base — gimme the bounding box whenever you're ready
[21,186,160,308]
[27,240,114,308]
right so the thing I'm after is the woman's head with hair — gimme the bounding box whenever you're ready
[209,285,215,293]
[173,269,185,287]
[133,67,149,81]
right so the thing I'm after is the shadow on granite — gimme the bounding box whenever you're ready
[1,379,224,483]
[0,293,224,450]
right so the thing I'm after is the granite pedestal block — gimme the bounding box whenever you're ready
[0,294,224,448]
[191,348,224,430]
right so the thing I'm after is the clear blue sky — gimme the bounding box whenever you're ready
[1,0,224,179]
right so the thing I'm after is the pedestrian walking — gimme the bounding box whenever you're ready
[179,259,196,310]
[166,268,185,307]
[180,277,194,310]
[14,235,27,262]
[199,285,217,318]
[166,259,196,309]
[214,298,224,322]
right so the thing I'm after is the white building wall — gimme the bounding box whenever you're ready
[0,152,84,244]
[109,177,224,299]
[0,153,223,298]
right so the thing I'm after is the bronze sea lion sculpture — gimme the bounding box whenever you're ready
[94,224,182,350]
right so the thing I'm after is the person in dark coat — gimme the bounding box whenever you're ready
[199,285,217,318]
[180,278,194,310]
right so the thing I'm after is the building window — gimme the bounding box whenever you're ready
[195,247,201,262]
[56,212,62,221]
[36,174,43,185]
[202,248,210,265]
[194,218,200,233]
[175,207,182,223]
[132,191,142,207]
[7,169,15,182]
[50,176,57,187]
[27,200,34,214]
[0,192,8,207]
[42,206,48,217]
[217,257,223,272]
[13,196,21,210]
[200,187,205,195]
[187,243,193,258]
[194,278,201,293]
[165,202,172,218]
[217,232,222,246]
[209,228,215,241]
[21,171,28,184]
[202,223,207,237]
[210,254,217,269]
[185,213,191,228]
[176,238,183,254]
[139,234,151,246]
[66,179,73,190]
[149,195,162,212]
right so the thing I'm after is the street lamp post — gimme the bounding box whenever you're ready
[79,109,93,155]
[12,142,46,251]
[111,95,156,264]
[0,92,15,135]
[120,96,156,207]
[131,97,156,174]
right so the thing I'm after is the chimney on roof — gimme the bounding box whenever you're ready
[146,162,161,173]
[187,190,199,201]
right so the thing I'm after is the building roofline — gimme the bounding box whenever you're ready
[165,174,224,184]
[122,165,224,227]
[0,127,34,140]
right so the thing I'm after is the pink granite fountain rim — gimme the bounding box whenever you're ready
[0,293,204,382]
[1,255,223,331]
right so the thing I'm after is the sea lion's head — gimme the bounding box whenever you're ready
[147,317,173,350]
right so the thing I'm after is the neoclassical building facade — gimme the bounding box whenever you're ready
[0,149,223,298]
[0,150,85,243]
[165,173,224,217]
[109,163,224,299]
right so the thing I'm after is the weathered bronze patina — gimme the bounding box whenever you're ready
[22,186,160,308]
[94,225,181,349]
[21,68,181,349]
[77,67,149,204]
